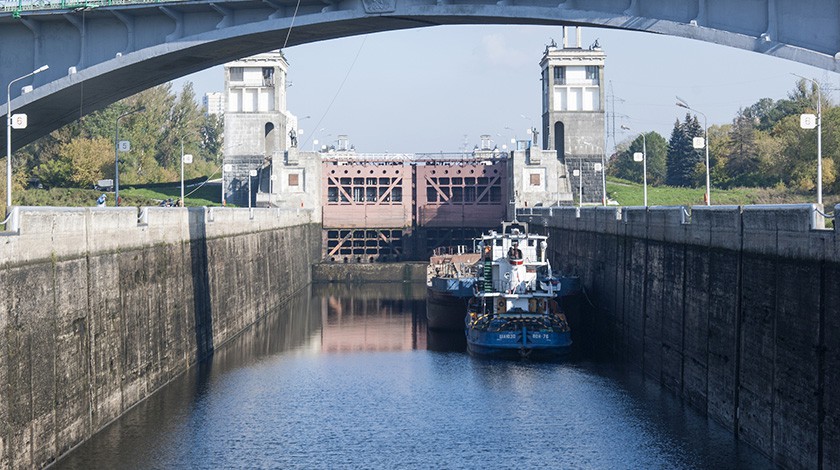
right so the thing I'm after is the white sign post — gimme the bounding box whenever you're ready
[118,140,131,152]
[248,169,258,210]
[180,153,193,206]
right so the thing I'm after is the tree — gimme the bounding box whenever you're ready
[666,114,704,187]
[608,131,667,185]
[725,108,761,187]
[33,137,113,187]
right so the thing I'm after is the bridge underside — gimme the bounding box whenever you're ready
[1,0,839,149]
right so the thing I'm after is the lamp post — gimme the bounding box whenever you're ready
[221,162,229,206]
[6,64,49,208]
[675,97,710,206]
[792,74,822,206]
[572,160,582,207]
[599,153,606,206]
[180,138,193,207]
[248,168,257,210]
[114,106,145,206]
[621,125,648,206]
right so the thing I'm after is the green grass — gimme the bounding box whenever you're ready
[607,177,839,208]
[15,181,224,208]
[10,176,837,211]
[121,181,223,207]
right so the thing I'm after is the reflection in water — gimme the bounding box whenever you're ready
[53,282,770,469]
[315,283,427,352]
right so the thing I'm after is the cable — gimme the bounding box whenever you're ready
[183,163,222,199]
[301,36,367,149]
[282,0,303,50]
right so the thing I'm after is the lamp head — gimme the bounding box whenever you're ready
[34,65,49,74]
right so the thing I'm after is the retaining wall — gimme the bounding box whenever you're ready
[520,204,840,470]
[0,206,320,469]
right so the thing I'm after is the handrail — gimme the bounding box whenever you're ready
[1,0,189,15]
[816,208,835,219]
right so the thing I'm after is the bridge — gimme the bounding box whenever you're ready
[2,0,840,149]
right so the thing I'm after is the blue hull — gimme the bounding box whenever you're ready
[465,326,572,360]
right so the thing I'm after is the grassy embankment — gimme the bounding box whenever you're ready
[14,181,223,208]
[8,176,838,210]
[606,177,839,208]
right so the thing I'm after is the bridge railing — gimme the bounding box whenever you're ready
[1,0,188,15]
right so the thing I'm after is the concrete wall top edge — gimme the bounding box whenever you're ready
[742,203,818,232]
[691,205,741,229]
[836,204,840,232]
[621,206,647,223]
[6,205,316,240]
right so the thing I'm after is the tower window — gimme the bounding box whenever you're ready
[262,67,274,86]
[586,66,599,81]
[230,67,243,82]
[553,66,565,84]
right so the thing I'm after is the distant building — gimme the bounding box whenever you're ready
[203,92,224,116]
[539,26,606,204]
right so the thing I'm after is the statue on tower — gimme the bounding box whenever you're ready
[289,128,298,147]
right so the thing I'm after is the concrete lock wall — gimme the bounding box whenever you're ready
[520,204,840,469]
[0,206,321,469]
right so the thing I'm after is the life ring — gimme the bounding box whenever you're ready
[497,298,506,313]
[536,299,546,312]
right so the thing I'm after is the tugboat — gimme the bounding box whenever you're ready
[426,246,480,330]
[465,220,574,359]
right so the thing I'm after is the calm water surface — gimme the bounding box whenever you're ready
[54,283,771,469]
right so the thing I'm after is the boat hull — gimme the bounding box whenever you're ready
[426,287,470,330]
[465,326,572,360]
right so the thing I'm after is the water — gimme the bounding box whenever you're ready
[53,283,771,469]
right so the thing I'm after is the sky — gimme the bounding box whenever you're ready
[173,24,837,154]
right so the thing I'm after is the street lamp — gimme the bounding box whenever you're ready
[248,168,258,210]
[621,125,648,206]
[114,106,145,206]
[6,64,49,208]
[675,97,710,206]
[792,74,823,206]
[180,138,194,207]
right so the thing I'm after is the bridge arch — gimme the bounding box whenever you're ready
[1,0,838,149]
